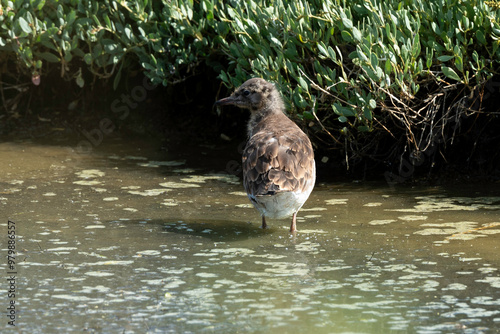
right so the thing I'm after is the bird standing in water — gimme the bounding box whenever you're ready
[215,78,316,232]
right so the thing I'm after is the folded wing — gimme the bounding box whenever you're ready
[243,130,315,197]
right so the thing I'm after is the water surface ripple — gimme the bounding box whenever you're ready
[1,139,499,333]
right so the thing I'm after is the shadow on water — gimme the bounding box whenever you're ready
[159,218,273,241]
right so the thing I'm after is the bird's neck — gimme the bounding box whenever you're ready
[247,91,286,137]
[247,107,285,137]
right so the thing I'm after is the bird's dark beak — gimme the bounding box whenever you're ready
[214,96,238,116]
[214,96,237,106]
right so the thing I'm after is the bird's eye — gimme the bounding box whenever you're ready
[242,90,250,96]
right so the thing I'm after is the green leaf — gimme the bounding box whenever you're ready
[441,65,461,81]
[73,47,85,58]
[338,116,348,123]
[342,16,353,30]
[246,18,259,34]
[364,66,379,82]
[426,47,434,69]
[369,99,377,109]
[142,61,156,71]
[384,59,392,74]
[341,30,353,42]
[92,44,102,59]
[113,63,123,90]
[363,108,373,121]
[298,77,308,91]
[76,72,85,88]
[101,39,120,53]
[83,53,92,65]
[327,46,337,61]
[317,43,328,58]
[92,15,101,26]
[26,11,34,24]
[19,17,31,34]
[270,36,282,49]
[476,30,486,44]
[103,14,112,29]
[412,33,420,57]
[352,27,362,42]
[336,104,355,117]
[472,51,479,64]
[332,104,340,116]
[370,53,379,68]
[67,10,76,26]
[302,111,314,120]
[356,48,368,62]
[37,52,60,63]
[34,0,45,11]
[357,125,370,132]
[57,4,64,20]
[124,26,133,41]
[437,55,454,62]
[455,56,463,73]
[64,51,72,62]
[390,13,398,26]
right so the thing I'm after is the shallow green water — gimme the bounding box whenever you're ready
[1,138,499,333]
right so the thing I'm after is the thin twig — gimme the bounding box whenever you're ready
[298,67,357,108]
[310,97,342,145]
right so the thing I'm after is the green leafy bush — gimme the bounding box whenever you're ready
[1,0,499,171]
[213,0,500,164]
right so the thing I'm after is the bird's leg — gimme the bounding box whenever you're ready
[290,212,297,233]
[261,216,267,229]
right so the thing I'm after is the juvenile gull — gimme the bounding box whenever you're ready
[215,78,316,232]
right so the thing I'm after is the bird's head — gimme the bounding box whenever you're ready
[215,78,284,114]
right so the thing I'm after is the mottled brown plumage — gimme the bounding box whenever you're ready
[215,78,316,232]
